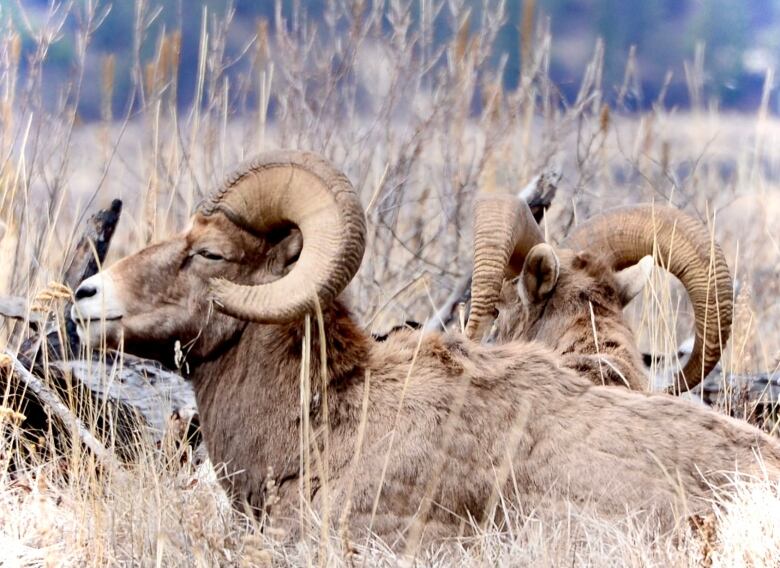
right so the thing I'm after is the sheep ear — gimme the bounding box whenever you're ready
[615,255,654,305]
[522,243,560,301]
[267,230,303,276]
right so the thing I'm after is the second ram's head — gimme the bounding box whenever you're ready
[466,196,733,393]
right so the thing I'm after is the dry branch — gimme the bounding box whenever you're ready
[4,351,123,474]
[700,370,780,406]
[1,199,197,466]
[645,346,780,414]
[518,171,560,222]
[62,199,123,354]
[53,355,197,438]
[63,199,123,289]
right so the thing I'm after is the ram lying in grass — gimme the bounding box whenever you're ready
[67,149,780,552]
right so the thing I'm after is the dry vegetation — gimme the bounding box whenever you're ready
[1,1,780,565]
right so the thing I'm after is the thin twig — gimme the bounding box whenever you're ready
[5,350,124,475]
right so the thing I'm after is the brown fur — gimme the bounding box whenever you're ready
[74,212,780,548]
[495,249,649,390]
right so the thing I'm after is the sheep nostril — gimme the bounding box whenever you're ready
[75,285,98,300]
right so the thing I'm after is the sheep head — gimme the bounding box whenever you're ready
[466,196,733,393]
[497,244,654,338]
[71,150,366,363]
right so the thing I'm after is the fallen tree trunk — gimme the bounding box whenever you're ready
[0,296,42,323]
[61,199,124,356]
[1,201,197,467]
[52,354,197,440]
[699,370,780,406]
[3,351,123,472]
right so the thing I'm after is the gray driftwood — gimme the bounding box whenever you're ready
[644,346,780,416]
[5,351,124,473]
[1,200,197,466]
[52,355,196,439]
[0,296,42,323]
[699,369,780,406]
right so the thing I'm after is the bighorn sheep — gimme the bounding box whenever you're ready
[72,151,778,548]
[466,195,732,393]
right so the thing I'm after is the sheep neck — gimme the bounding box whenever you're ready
[188,301,371,510]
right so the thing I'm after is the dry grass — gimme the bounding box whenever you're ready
[1,448,779,566]
[1,1,780,565]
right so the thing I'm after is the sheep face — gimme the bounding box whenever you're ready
[71,212,301,365]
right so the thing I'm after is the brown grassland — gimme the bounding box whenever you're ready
[1,1,780,566]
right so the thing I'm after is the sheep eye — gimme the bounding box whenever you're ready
[196,250,224,261]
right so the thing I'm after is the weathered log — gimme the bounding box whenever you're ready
[699,370,780,406]
[0,295,42,323]
[3,349,151,464]
[52,354,197,441]
[62,200,123,290]
[3,351,123,472]
[62,199,123,356]
[12,200,123,360]
[1,200,198,467]
[425,273,472,333]
[643,346,780,425]
[520,171,560,224]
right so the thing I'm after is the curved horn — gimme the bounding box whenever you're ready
[563,204,733,393]
[466,195,544,341]
[199,150,366,323]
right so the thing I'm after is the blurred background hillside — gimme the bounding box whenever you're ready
[4,0,779,119]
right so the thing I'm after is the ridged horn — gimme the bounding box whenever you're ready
[199,150,366,323]
[466,195,544,341]
[563,204,733,393]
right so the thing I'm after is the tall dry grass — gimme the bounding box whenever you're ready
[1,0,780,565]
